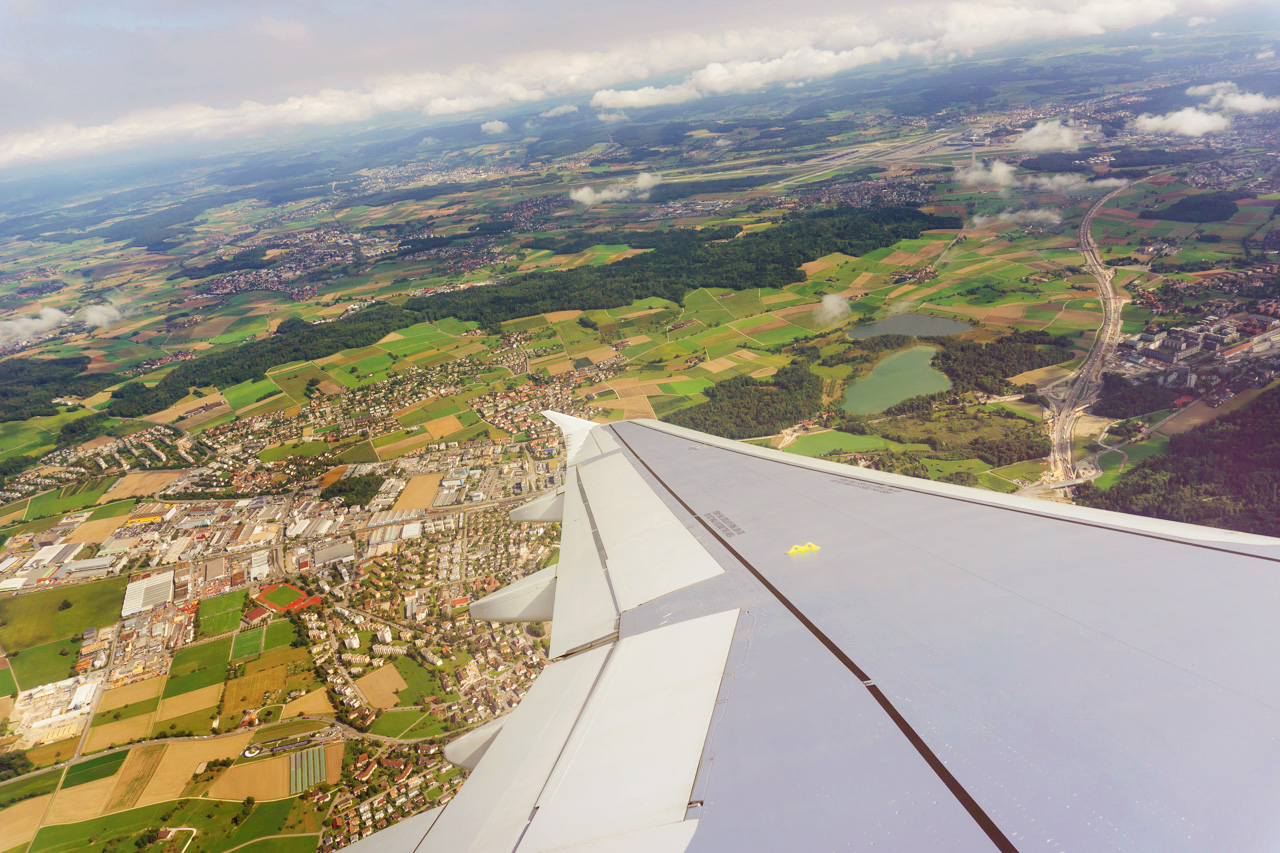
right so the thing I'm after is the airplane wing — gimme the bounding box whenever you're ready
[346,415,1280,852]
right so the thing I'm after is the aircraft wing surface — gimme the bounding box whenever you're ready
[347,416,1280,852]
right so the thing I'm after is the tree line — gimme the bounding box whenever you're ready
[1077,384,1280,536]
[922,330,1075,395]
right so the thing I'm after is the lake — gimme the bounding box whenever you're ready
[842,345,952,414]
[847,313,971,340]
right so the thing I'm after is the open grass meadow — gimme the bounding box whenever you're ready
[8,637,80,688]
[0,768,61,810]
[62,750,128,788]
[263,619,298,652]
[163,636,232,698]
[0,576,128,651]
[24,477,117,521]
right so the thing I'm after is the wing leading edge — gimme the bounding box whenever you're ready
[350,414,1280,853]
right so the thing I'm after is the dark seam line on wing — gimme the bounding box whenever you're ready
[612,428,1019,853]
[626,421,1280,565]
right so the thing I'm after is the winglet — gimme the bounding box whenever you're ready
[543,410,597,466]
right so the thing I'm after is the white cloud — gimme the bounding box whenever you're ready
[539,104,578,118]
[0,0,1265,169]
[956,159,1018,187]
[1150,31,1166,38]
[0,307,69,343]
[813,294,852,326]
[1026,173,1128,192]
[569,172,660,207]
[972,208,1063,227]
[591,82,701,109]
[1014,119,1082,152]
[1258,49,1276,60]
[1186,80,1280,113]
[480,119,509,135]
[79,304,123,329]
[1187,15,1215,25]
[957,158,1127,194]
[595,111,628,124]
[713,137,734,148]
[1133,107,1232,135]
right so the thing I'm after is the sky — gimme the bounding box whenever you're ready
[0,0,1272,170]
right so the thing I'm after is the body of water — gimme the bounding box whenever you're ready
[847,313,971,340]
[842,345,952,414]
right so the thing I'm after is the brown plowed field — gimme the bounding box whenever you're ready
[355,665,409,709]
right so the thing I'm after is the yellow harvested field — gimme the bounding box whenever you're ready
[393,474,444,511]
[888,283,917,298]
[543,310,582,322]
[545,360,573,376]
[283,688,336,718]
[46,775,116,823]
[156,683,223,722]
[85,715,154,754]
[143,394,229,425]
[591,396,655,420]
[1008,363,1077,388]
[750,367,778,378]
[583,346,618,364]
[0,794,54,847]
[138,733,253,807]
[376,433,437,461]
[102,471,185,502]
[732,349,759,360]
[800,258,836,275]
[0,696,13,722]
[356,665,409,708]
[105,743,166,812]
[701,357,737,374]
[208,753,290,801]
[1157,401,1222,435]
[881,250,915,265]
[617,307,664,320]
[616,383,662,398]
[424,414,463,440]
[326,742,342,781]
[66,516,128,544]
[621,334,651,346]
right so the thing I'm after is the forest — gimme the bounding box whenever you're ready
[1157,191,1246,223]
[1090,373,1179,418]
[666,364,822,439]
[408,207,957,327]
[922,331,1075,394]
[320,473,385,506]
[1077,385,1280,536]
[0,357,114,423]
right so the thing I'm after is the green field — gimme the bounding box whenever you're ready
[163,636,232,698]
[91,695,158,727]
[232,627,266,659]
[0,768,61,810]
[9,637,81,688]
[368,708,426,737]
[260,441,330,462]
[263,619,298,652]
[0,576,128,651]
[24,478,117,521]
[197,590,246,638]
[62,750,128,788]
[0,665,16,697]
[392,655,453,706]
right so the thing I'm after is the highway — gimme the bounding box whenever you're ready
[1041,185,1129,483]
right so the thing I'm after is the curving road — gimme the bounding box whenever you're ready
[1041,185,1129,482]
